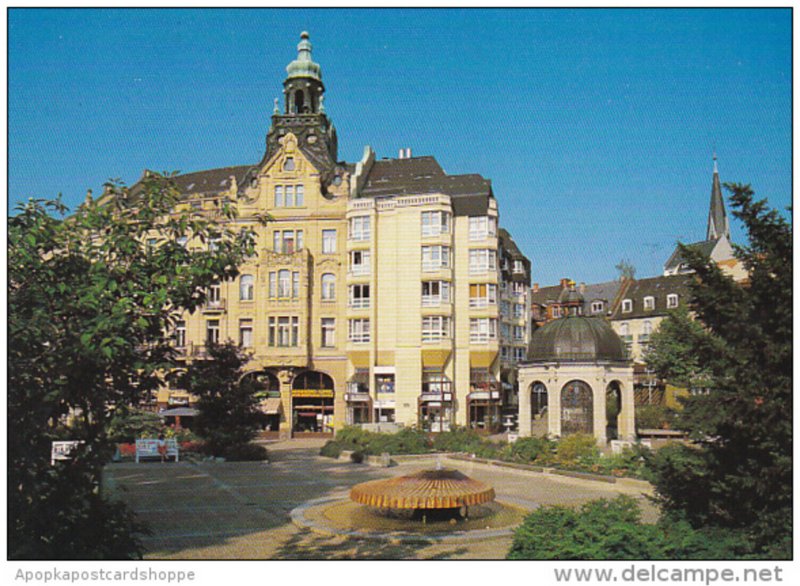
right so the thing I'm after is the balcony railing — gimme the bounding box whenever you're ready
[203,298,226,313]
[349,298,370,309]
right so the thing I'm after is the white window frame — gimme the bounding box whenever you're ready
[643,296,655,311]
[470,318,497,343]
[469,283,497,308]
[349,216,371,241]
[349,284,371,309]
[469,249,497,274]
[422,316,451,343]
[350,250,371,276]
[206,319,220,345]
[667,294,679,309]
[421,281,450,306]
[421,211,451,237]
[349,319,371,343]
[322,229,337,254]
[421,245,451,271]
[591,300,604,313]
[239,319,253,348]
[175,320,186,348]
[240,274,255,301]
[321,273,336,301]
[321,318,336,348]
[622,299,633,313]
[469,216,497,241]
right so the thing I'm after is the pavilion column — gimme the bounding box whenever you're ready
[592,379,607,446]
[548,380,561,439]
[518,373,531,437]
[618,379,636,441]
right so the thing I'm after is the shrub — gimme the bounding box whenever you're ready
[431,426,484,453]
[555,434,599,466]
[509,436,554,464]
[319,440,342,459]
[334,426,431,455]
[595,446,649,478]
[635,405,676,430]
[220,443,268,462]
[108,407,164,443]
[350,451,364,464]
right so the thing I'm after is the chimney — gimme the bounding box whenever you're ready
[406,147,412,158]
[532,283,539,293]
[398,148,404,159]
[560,278,570,289]
[579,282,586,294]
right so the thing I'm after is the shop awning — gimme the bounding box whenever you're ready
[259,398,283,415]
[470,350,498,368]
[158,407,199,418]
[348,350,370,368]
[422,349,450,368]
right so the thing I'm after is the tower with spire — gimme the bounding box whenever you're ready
[663,155,739,277]
[262,32,338,176]
[706,154,730,241]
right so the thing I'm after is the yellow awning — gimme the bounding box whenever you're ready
[348,351,370,368]
[156,389,171,403]
[376,351,395,366]
[470,351,498,369]
[421,349,451,368]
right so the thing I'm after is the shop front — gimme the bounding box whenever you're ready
[418,370,453,432]
[468,369,502,432]
[292,370,335,436]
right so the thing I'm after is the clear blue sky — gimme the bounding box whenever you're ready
[8,8,791,285]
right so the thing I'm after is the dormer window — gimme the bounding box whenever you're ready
[622,299,633,313]
[643,296,655,310]
[667,294,679,309]
[591,301,604,313]
[283,157,295,172]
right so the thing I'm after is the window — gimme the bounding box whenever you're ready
[513,260,525,274]
[273,229,303,253]
[643,296,655,311]
[270,270,300,299]
[207,284,221,307]
[470,318,497,343]
[501,322,511,339]
[349,216,371,241]
[422,371,451,395]
[240,274,255,301]
[469,216,496,240]
[619,323,630,338]
[349,319,370,343]
[349,284,370,309]
[239,319,253,348]
[469,283,497,308]
[591,300,604,314]
[322,229,337,254]
[177,236,188,249]
[376,374,395,394]
[350,250,371,275]
[469,249,497,274]
[175,320,186,348]
[269,316,299,347]
[422,281,450,306]
[500,300,511,318]
[421,211,450,237]
[421,245,451,271]
[514,303,525,318]
[283,157,295,171]
[206,320,220,345]
[642,320,653,339]
[321,318,336,348]
[514,326,525,341]
[552,306,561,318]
[622,299,633,313]
[274,184,304,207]
[422,316,451,342]
[514,347,526,361]
[321,273,336,301]
[667,294,679,309]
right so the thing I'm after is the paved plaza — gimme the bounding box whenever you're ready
[103,439,656,560]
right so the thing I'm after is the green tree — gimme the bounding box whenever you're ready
[178,342,267,459]
[9,174,256,558]
[615,258,636,280]
[643,184,792,558]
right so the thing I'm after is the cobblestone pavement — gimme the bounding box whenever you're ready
[103,440,656,560]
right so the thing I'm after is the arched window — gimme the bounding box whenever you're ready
[321,273,336,301]
[561,380,593,435]
[240,274,255,301]
[531,382,548,416]
[294,90,305,113]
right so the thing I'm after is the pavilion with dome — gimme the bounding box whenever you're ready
[517,282,636,445]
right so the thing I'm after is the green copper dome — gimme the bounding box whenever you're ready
[286,31,322,81]
[528,316,628,363]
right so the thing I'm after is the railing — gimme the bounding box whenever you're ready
[349,298,370,309]
[469,297,491,308]
[350,265,370,277]
[203,298,226,312]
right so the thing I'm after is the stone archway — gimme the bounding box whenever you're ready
[560,380,593,435]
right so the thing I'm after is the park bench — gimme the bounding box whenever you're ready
[135,438,179,463]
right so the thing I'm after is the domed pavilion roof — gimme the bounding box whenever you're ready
[528,316,628,363]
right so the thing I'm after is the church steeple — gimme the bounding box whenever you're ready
[706,153,730,241]
[263,32,338,172]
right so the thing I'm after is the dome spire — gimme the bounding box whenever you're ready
[286,31,322,82]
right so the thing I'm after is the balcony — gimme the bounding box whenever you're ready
[202,298,226,313]
[349,265,371,277]
[349,298,370,310]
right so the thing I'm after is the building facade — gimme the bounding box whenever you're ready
[149,33,529,437]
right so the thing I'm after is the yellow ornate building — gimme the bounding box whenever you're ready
[154,33,530,437]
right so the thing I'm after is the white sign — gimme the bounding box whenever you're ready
[51,441,84,465]
[135,438,180,463]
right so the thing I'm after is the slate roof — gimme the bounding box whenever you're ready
[358,156,493,216]
[610,274,693,320]
[664,239,719,272]
[707,162,730,241]
[171,165,255,196]
[528,316,628,363]
[530,279,622,316]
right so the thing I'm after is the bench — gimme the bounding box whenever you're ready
[135,438,180,463]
